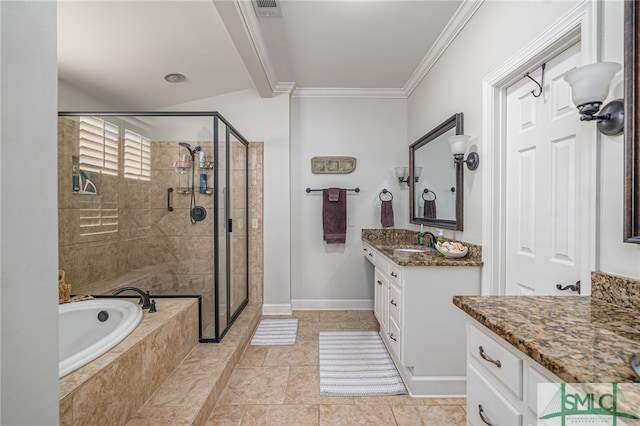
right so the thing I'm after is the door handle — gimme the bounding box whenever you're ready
[556,280,581,294]
[228,218,233,232]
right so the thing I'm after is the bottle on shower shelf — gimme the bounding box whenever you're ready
[200,173,207,194]
[199,151,206,168]
[183,154,191,169]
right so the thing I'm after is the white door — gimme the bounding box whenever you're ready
[505,43,582,295]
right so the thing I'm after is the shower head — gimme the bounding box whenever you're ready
[179,142,200,157]
[179,143,202,157]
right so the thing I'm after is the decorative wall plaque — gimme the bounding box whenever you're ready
[311,156,356,174]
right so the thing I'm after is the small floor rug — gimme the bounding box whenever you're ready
[319,331,406,396]
[250,319,298,345]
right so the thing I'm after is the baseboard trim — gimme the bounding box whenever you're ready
[262,304,292,315]
[291,299,374,311]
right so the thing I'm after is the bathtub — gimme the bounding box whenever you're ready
[59,299,143,378]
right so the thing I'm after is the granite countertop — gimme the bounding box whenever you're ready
[362,228,483,267]
[453,295,640,383]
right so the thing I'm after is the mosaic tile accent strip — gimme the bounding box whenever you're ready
[311,156,356,174]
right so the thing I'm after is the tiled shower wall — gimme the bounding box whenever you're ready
[57,117,264,315]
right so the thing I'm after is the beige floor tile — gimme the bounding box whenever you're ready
[205,405,246,425]
[127,406,195,425]
[320,404,396,425]
[218,366,290,405]
[263,342,319,366]
[285,366,355,405]
[354,394,422,406]
[318,311,360,322]
[422,397,467,406]
[392,405,467,426]
[292,311,320,322]
[241,404,319,426]
[238,346,268,367]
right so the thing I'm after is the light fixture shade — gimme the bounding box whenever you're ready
[563,62,621,107]
[414,166,423,178]
[395,167,408,178]
[448,135,471,156]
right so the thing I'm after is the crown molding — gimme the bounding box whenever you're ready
[292,87,407,99]
[403,0,484,97]
[274,82,296,95]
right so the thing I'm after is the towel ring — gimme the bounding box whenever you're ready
[379,189,393,201]
[422,189,436,201]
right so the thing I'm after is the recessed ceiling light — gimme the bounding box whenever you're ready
[164,73,186,83]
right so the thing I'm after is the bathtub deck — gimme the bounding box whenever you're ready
[126,303,262,425]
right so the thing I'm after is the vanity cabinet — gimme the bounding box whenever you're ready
[363,242,481,397]
[466,319,560,426]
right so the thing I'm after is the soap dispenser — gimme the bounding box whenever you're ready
[437,230,445,245]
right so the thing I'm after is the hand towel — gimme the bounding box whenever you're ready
[424,199,437,219]
[323,188,347,244]
[381,200,394,227]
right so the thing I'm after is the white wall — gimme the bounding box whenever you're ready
[1,1,59,424]
[290,97,408,308]
[408,0,640,280]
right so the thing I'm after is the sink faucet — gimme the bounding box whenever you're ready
[418,231,437,248]
[111,286,152,310]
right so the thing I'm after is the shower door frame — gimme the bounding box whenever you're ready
[57,111,250,343]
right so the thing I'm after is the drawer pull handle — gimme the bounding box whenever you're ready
[389,333,397,341]
[391,272,398,278]
[390,299,397,306]
[377,280,383,285]
[478,405,496,426]
[363,248,368,252]
[368,252,374,257]
[479,346,502,368]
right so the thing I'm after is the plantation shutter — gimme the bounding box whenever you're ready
[124,129,151,181]
[79,116,119,175]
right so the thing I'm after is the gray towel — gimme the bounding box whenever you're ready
[323,188,347,244]
[424,199,437,219]
[381,200,394,227]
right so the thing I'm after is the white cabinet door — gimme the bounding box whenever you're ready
[505,43,583,295]
[374,269,388,333]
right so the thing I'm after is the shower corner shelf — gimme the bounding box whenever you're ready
[175,187,213,195]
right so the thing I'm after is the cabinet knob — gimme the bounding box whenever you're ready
[391,272,398,278]
[368,252,374,257]
[478,404,496,426]
[389,333,397,342]
[377,280,383,285]
[478,346,502,368]
[390,299,397,306]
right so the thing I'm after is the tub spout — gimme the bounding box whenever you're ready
[111,287,151,310]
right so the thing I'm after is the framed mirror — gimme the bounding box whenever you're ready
[409,113,463,230]
[625,0,640,243]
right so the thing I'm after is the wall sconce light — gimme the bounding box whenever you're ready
[395,167,409,185]
[448,135,479,171]
[563,62,623,136]
[414,166,422,182]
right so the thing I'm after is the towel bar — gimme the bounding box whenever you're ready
[305,187,360,193]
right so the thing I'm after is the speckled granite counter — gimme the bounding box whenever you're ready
[453,294,640,384]
[362,228,483,267]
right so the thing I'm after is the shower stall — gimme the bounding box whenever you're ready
[57,112,250,341]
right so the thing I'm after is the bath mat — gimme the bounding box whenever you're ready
[250,319,298,346]
[319,331,406,396]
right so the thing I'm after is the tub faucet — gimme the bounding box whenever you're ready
[111,287,152,310]
[418,231,437,248]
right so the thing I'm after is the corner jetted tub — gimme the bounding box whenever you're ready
[59,299,143,378]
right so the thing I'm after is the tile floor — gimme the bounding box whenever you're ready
[206,310,467,425]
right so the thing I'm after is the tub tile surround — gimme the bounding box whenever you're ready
[59,298,199,426]
[453,271,640,384]
[362,228,483,267]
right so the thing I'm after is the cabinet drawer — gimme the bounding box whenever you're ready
[375,254,390,274]
[388,264,402,286]
[388,317,401,358]
[468,364,523,426]
[469,324,523,399]
[527,365,554,414]
[388,283,401,326]
[363,244,375,264]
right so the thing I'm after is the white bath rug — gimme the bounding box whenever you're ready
[250,319,298,346]
[319,331,406,397]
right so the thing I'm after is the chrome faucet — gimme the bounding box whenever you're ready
[418,231,437,248]
[111,286,153,310]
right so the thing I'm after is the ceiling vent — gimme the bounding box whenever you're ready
[252,0,282,18]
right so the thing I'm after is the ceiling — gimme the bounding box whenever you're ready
[58,0,466,110]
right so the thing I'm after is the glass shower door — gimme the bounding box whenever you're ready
[228,132,248,319]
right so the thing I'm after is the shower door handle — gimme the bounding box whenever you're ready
[167,187,174,212]
[228,218,233,232]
